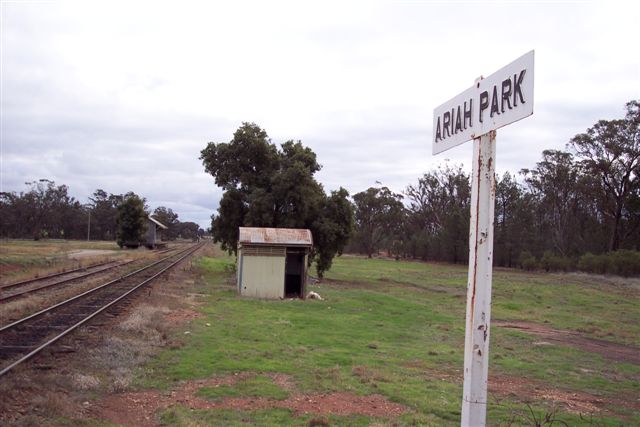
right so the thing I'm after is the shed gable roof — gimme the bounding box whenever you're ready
[148,216,168,230]
[239,227,312,247]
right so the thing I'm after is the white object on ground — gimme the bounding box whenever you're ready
[306,291,323,301]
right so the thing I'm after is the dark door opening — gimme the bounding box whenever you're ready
[285,251,304,298]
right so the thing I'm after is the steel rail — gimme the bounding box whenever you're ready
[0,242,204,377]
[0,260,135,303]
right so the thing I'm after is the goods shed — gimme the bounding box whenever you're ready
[237,227,313,299]
[146,216,168,249]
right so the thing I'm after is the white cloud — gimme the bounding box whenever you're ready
[2,0,639,228]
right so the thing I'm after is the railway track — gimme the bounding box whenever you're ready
[0,259,134,303]
[1,260,115,289]
[0,242,205,377]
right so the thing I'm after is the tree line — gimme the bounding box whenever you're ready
[204,100,639,277]
[347,100,640,275]
[0,182,205,243]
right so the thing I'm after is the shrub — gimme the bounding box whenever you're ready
[577,252,607,274]
[540,251,573,272]
[518,251,538,271]
[606,250,640,277]
[577,250,640,277]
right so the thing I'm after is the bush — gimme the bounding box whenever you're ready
[577,250,640,277]
[577,252,607,274]
[606,250,640,277]
[540,251,573,272]
[518,251,538,271]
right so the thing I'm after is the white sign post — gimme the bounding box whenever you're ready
[431,51,534,427]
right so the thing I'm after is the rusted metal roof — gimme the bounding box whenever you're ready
[148,216,168,230]
[238,227,313,247]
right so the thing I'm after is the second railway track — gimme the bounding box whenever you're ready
[0,242,205,378]
[0,259,134,303]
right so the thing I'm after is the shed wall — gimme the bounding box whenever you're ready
[146,223,157,245]
[240,254,285,299]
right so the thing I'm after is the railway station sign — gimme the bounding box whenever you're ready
[430,50,534,427]
[432,50,534,155]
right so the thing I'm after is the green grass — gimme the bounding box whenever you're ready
[139,252,640,426]
[196,375,289,401]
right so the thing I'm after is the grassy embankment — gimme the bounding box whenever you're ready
[139,251,640,426]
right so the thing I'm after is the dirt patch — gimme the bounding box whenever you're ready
[284,392,407,417]
[402,359,639,416]
[94,373,409,426]
[494,320,640,365]
[270,372,296,391]
[490,375,602,414]
[489,374,640,415]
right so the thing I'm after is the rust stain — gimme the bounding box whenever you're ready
[239,227,313,246]
[469,146,483,324]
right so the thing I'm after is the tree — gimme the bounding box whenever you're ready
[352,187,404,258]
[521,150,584,256]
[405,164,470,263]
[153,206,179,239]
[569,100,640,251]
[116,193,147,248]
[175,221,201,240]
[4,179,86,240]
[88,189,120,240]
[494,172,536,267]
[312,188,354,273]
[200,122,353,277]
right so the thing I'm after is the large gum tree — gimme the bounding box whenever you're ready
[569,100,640,251]
[200,122,353,278]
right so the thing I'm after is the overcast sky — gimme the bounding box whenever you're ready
[1,0,639,229]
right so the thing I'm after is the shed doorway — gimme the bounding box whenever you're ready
[285,250,304,298]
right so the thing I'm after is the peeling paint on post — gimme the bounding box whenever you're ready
[461,130,496,426]
[431,51,534,427]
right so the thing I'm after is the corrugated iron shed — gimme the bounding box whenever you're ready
[238,227,312,247]
[148,216,168,230]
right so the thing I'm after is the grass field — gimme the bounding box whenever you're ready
[136,251,639,426]
[0,239,134,283]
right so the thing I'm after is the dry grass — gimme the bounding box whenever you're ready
[118,304,171,336]
[84,305,174,392]
[0,239,166,285]
[0,368,80,426]
[72,373,101,391]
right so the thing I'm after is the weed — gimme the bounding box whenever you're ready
[505,403,569,426]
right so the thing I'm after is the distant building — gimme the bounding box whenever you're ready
[237,227,313,299]
[146,216,168,249]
